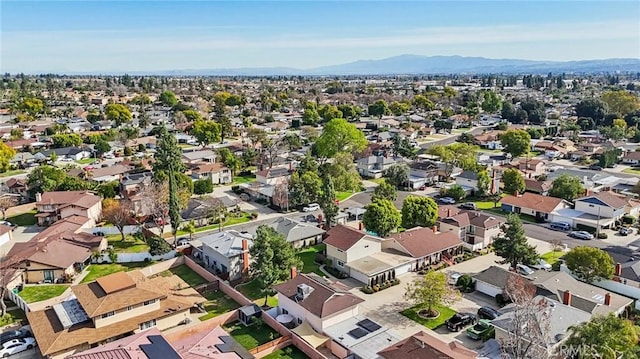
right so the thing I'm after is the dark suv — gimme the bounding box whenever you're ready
[445,312,476,331]
[0,328,31,345]
[477,306,501,320]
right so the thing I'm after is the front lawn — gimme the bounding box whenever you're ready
[236,279,278,308]
[107,235,150,253]
[233,174,256,185]
[369,178,386,185]
[297,244,325,276]
[623,168,640,175]
[176,213,253,236]
[7,210,37,226]
[262,346,309,359]
[0,170,26,178]
[336,191,355,202]
[76,158,95,165]
[0,309,26,327]
[225,321,281,350]
[541,251,565,265]
[400,304,457,330]
[198,290,240,321]
[473,200,500,210]
[81,262,153,283]
[19,285,69,303]
[167,265,208,287]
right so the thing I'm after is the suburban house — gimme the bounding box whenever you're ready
[385,227,463,271]
[38,147,92,161]
[322,316,402,359]
[454,170,498,196]
[274,272,364,334]
[473,266,633,316]
[255,167,290,186]
[524,178,552,195]
[264,217,326,248]
[181,149,216,164]
[3,178,28,199]
[86,164,132,183]
[474,130,504,149]
[181,196,239,226]
[197,230,253,281]
[408,161,439,189]
[190,162,233,184]
[27,270,206,359]
[621,151,640,165]
[500,192,572,222]
[437,206,502,251]
[378,331,477,359]
[35,191,102,227]
[574,191,627,223]
[356,156,400,179]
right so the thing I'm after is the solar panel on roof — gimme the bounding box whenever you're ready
[140,335,181,359]
[357,319,381,333]
[348,327,369,339]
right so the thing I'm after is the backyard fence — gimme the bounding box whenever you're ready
[93,250,178,264]
[249,336,292,358]
[6,287,29,313]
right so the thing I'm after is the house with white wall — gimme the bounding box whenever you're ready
[198,230,252,281]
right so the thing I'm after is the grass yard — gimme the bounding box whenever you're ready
[19,285,69,303]
[623,168,640,175]
[167,265,208,287]
[7,210,37,226]
[400,304,457,330]
[107,235,150,253]
[336,191,355,202]
[473,200,500,210]
[81,262,153,283]
[369,178,386,185]
[75,158,95,165]
[297,244,325,277]
[225,321,281,350]
[177,213,253,236]
[262,346,309,359]
[233,173,256,185]
[0,309,26,327]
[198,291,240,321]
[0,169,26,178]
[236,279,278,308]
[541,251,565,265]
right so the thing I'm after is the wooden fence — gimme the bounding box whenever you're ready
[249,336,292,358]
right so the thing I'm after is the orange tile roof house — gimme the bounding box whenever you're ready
[27,270,206,359]
[35,191,102,227]
[500,192,571,222]
[378,331,477,359]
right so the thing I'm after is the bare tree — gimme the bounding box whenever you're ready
[271,179,289,211]
[261,136,283,169]
[0,195,17,220]
[140,181,170,235]
[499,273,553,359]
[102,198,132,241]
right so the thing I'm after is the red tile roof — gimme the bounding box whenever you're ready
[390,227,462,258]
[500,192,566,213]
[323,224,367,251]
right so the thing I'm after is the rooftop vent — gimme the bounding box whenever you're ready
[296,283,314,300]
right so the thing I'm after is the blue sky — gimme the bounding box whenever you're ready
[1,1,639,73]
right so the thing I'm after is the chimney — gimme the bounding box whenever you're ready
[35,192,42,202]
[241,239,249,274]
[290,267,297,279]
[359,222,363,230]
[447,209,452,217]
[562,290,572,306]
[432,225,438,233]
[604,293,611,306]
[615,263,622,276]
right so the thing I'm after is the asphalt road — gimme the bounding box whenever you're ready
[418,127,487,151]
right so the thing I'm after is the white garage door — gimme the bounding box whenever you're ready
[475,281,502,298]
[395,263,412,276]
[348,268,370,285]
[549,215,574,226]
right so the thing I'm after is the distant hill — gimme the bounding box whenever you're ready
[82,55,640,76]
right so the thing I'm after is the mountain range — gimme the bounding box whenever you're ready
[145,55,640,76]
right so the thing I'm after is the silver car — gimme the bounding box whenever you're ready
[568,231,594,240]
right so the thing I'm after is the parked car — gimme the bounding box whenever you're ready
[549,222,571,231]
[568,231,594,240]
[589,165,603,171]
[0,330,31,347]
[530,259,552,271]
[0,338,36,357]
[302,203,320,212]
[445,312,476,332]
[515,264,535,276]
[459,202,477,210]
[439,197,456,204]
[466,319,495,340]
[0,221,15,227]
[477,306,501,320]
[620,227,634,236]
[176,237,191,246]
[60,158,73,162]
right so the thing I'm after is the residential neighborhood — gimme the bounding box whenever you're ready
[0,70,639,359]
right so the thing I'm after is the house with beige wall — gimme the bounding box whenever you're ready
[437,205,503,251]
[27,270,205,359]
[35,191,102,227]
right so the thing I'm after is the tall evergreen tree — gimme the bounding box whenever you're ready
[319,175,339,229]
[494,213,539,269]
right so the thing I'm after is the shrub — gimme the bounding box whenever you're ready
[231,185,243,194]
[623,215,636,225]
[597,232,608,239]
[250,212,259,219]
[193,179,214,195]
[496,293,506,306]
[576,224,596,234]
[456,274,474,292]
[123,146,134,156]
[552,261,562,271]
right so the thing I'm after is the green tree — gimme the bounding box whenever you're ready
[446,184,467,201]
[182,220,196,240]
[145,235,172,256]
[105,103,132,126]
[319,176,339,228]
[16,97,44,118]
[129,94,152,106]
[427,143,479,178]
[322,153,362,192]
[476,170,491,196]
[216,148,241,176]
[0,142,16,173]
[598,149,622,168]
[481,90,502,113]
[159,91,178,106]
[362,199,400,237]
[26,165,67,196]
[602,90,640,117]
[153,124,184,240]
[368,99,391,122]
[565,314,639,359]
[371,180,397,201]
[389,101,411,116]
[302,108,320,126]
[318,104,343,123]
[401,196,439,229]
[289,171,322,207]
[575,98,607,122]
[190,120,221,147]
[392,135,417,159]
[193,179,214,194]
[249,225,303,306]
[494,213,539,269]
[337,104,362,120]
[94,139,111,155]
[404,270,461,317]
[412,95,434,111]
[51,133,83,148]
[500,130,531,158]
[548,174,584,202]
[384,163,410,189]
[502,168,526,195]
[181,109,202,122]
[564,246,614,283]
[314,118,367,159]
